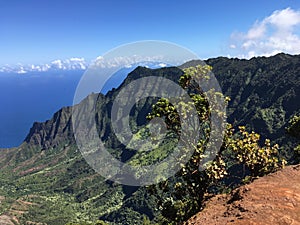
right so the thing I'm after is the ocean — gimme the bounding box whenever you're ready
[0,70,83,148]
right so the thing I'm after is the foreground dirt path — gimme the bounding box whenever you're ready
[186,165,300,225]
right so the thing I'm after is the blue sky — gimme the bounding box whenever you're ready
[1,0,300,66]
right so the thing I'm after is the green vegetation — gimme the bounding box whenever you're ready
[287,115,300,139]
[287,115,300,161]
[0,54,299,224]
[229,126,286,177]
[65,221,108,225]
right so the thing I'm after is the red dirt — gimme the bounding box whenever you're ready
[186,165,300,225]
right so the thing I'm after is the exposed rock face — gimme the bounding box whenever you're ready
[186,165,300,225]
[24,106,73,149]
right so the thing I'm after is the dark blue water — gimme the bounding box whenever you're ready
[0,71,83,148]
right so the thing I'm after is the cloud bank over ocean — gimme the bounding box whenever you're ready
[0,58,88,74]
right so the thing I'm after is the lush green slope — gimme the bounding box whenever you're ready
[207,54,300,144]
[0,54,299,224]
[0,66,184,225]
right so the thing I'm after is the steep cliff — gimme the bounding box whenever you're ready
[24,106,73,149]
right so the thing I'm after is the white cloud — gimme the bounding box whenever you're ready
[158,63,167,67]
[91,55,164,69]
[69,57,85,62]
[266,8,300,30]
[229,8,300,58]
[246,21,267,40]
[0,58,88,74]
[17,67,27,74]
[51,59,64,69]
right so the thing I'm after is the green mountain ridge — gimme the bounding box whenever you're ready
[0,53,299,224]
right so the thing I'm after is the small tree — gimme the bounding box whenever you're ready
[229,126,286,177]
[146,65,228,223]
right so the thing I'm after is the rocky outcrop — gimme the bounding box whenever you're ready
[24,106,73,149]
